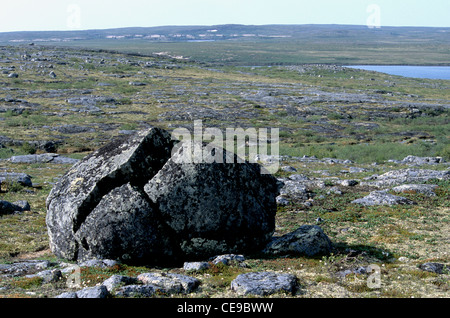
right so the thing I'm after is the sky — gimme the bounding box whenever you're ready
[0,0,449,33]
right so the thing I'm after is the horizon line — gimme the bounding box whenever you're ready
[1,23,449,34]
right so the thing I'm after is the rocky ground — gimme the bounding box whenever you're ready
[0,45,449,298]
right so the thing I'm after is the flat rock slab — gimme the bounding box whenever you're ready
[352,190,417,206]
[392,184,438,196]
[361,169,449,188]
[0,172,32,187]
[137,272,200,294]
[57,285,109,298]
[231,272,298,296]
[263,225,333,257]
[9,153,79,164]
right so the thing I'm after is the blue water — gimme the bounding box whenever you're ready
[345,65,450,80]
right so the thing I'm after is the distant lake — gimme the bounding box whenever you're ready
[345,65,450,80]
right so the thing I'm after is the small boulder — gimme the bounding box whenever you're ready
[0,200,27,215]
[183,262,210,271]
[401,155,445,165]
[75,285,109,298]
[392,184,438,196]
[231,272,298,296]
[137,272,200,294]
[0,172,33,187]
[419,263,449,275]
[102,275,139,292]
[352,190,417,206]
[263,225,333,257]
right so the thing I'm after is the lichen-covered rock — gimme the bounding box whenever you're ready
[263,225,333,257]
[360,169,449,188]
[0,172,33,187]
[144,142,281,260]
[137,272,200,293]
[231,272,298,296]
[352,190,417,206]
[46,127,175,262]
[392,184,438,196]
[75,183,179,264]
[46,129,281,265]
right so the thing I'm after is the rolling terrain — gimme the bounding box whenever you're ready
[1,24,449,65]
[0,25,449,298]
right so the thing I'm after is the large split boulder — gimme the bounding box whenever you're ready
[46,128,281,265]
[144,143,280,260]
[46,128,177,264]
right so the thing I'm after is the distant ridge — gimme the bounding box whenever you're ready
[0,24,449,44]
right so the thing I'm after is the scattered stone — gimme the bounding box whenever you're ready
[419,263,449,275]
[210,254,245,266]
[277,180,312,201]
[281,165,297,172]
[114,284,160,298]
[25,269,62,283]
[400,155,445,166]
[348,167,369,173]
[340,179,358,187]
[12,200,30,211]
[102,275,139,292]
[78,259,119,268]
[392,184,439,196]
[49,71,57,78]
[9,153,79,164]
[276,196,290,206]
[352,190,417,206]
[8,73,19,78]
[53,124,95,134]
[129,81,146,86]
[336,266,368,278]
[0,172,33,187]
[183,262,211,271]
[231,272,298,296]
[56,291,78,298]
[327,186,343,195]
[0,260,53,277]
[137,272,200,294]
[360,169,449,188]
[0,200,25,215]
[74,285,109,298]
[263,225,333,257]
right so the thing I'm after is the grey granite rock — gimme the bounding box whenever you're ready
[264,225,333,257]
[352,190,417,206]
[231,272,298,296]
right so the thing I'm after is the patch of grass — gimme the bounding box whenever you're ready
[202,263,244,288]
[10,276,43,290]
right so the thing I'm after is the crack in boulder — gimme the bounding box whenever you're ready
[46,127,176,261]
[46,127,281,265]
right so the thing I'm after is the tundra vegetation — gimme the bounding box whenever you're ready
[0,25,449,298]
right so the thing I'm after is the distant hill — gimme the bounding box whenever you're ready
[0,24,449,44]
